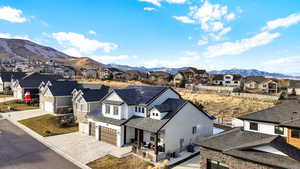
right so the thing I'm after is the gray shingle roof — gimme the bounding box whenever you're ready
[88,109,128,126]
[109,86,171,106]
[244,76,266,83]
[48,80,80,96]
[238,100,300,124]
[289,80,300,88]
[81,85,110,102]
[195,127,300,169]
[19,73,63,88]
[0,72,26,82]
[280,118,300,129]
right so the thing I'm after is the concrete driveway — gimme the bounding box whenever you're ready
[0,97,16,103]
[173,156,200,169]
[45,132,131,164]
[2,109,48,122]
[0,119,80,169]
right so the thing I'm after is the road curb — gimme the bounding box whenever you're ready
[5,116,91,169]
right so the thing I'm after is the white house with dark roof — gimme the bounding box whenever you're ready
[0,72,26,93]
[86,86,214,162]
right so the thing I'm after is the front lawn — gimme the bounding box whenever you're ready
[87,155,153,169]
[19,114,78,137]
[0,100,38,112]
[0,94,12,98]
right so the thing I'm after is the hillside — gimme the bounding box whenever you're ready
[209,68,292,78]
[0,38,105,69]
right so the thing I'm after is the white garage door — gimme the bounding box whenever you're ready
[44,101,54,113]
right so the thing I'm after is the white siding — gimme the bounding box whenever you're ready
[244,120,287,137]
[162,102,213,153]
[148,88,180,109]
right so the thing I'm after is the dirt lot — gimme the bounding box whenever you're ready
[77,79,148,88]
[78,80,275,122]
[178,91,274,122]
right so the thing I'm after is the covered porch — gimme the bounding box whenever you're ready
[124,126,166,162]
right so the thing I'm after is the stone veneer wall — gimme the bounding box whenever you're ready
[200,147,279,169]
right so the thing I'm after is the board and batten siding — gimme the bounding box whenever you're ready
[243,120,287,137]
[162,102,213,153]
[148,88,180,109]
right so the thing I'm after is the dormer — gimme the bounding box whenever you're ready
[149,107,168,120]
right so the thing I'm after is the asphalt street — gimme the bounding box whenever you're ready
[0,119,81,169]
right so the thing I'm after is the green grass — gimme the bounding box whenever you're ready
[19,114,78,137]
[0,100,38,112]
[87,155,153,169]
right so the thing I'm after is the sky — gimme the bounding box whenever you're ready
[0,0,300,74]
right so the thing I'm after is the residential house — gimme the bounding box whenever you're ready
[86,86,214,162]
[149,71,172,85]
[39,80,80,114]
[82,69,98,79]
[72,85,110,123]
[243,76,266,90]
[11,73,63,100]
[98,67,124,80]
[212,74,243,87]
[0,72,26,93]
[197,100,300,169]
[174,67,209,87]
[124,70,148,81]
[288,80,300,95]
[258,79,279,94]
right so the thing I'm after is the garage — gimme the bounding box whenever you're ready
[99,126,117,146]
[44,101,54,113]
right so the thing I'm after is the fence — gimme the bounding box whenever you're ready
[230,92,279,102]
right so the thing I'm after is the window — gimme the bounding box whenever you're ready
[105,104,110,114]
[291,129,300,138]
[192,126,197,134]
[207,159,229,169]
[142,108,145,113]
[135,106,138,112]
[275,126,284,135]
[113,106,119,115]
[138,107,141,112]
[249,122,258,131]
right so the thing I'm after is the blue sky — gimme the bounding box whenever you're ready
[0,0,300,74]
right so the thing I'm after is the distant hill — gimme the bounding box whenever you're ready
[107,64,187,74]
[0,38,105,69]
[209,69,292,78]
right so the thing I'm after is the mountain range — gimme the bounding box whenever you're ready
[0,37,297,78]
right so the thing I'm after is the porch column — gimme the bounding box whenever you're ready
[154,133,158,162]
[137,129,141,148]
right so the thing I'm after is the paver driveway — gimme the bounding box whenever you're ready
[0,119,80,169]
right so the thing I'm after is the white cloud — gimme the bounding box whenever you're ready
[138,0,161,7]
[197,37,208,46]
[225,13,235,21]
[144,7,156,11]
[88,30,96,35]
[263,13,300,31]
[185,0,237,43]
[173,16,195,24]
[262,56,300,73]
[166,0,186,4]
[0,6,27,23]
[52,32,118,54]
[204,31,281,57]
